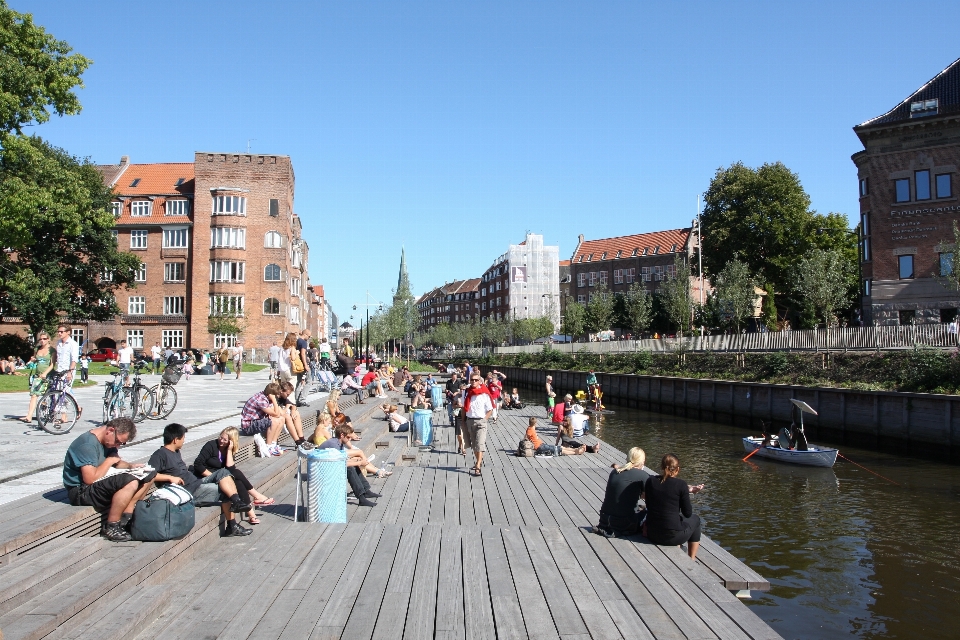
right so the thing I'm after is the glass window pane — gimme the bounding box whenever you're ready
[937,174,952,198]
[916,170,931,200]
[896,179,911,202]
[942,253,954,276]
[899,255,914,279]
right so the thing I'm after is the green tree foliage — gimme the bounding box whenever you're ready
[0,2,90,134]
[713,258,757,333]
[792,248,852,328]
[0,134,140,337]
[562,301,585,340]
[584,284,615,334]
[935,220,960,292]
[701,161,857,307]
[482,318,509,346]
[621,283,653,336]
[656,256,692,336]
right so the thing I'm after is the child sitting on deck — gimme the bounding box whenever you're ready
[525,416,586,457]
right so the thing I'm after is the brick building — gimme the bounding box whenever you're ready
[569,227,705,306]
[416,278,480,330]
[2,152,315,356]
[853,58,960,325]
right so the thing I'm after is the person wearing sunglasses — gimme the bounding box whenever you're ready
[54,324,80,393]
[20,332,55,423]
[463,375,494,476]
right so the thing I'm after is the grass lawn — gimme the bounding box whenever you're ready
[242,363,267,372]
[0,375,96,393]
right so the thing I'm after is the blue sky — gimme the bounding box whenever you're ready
[16,0,960,317]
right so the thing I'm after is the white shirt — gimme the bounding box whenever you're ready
[465,392,493,419]
[278,348,291,373]
[233,345,244,361]
[118,346,134,365]
[151,345,162,360]
[268,345,282,363]
[569,413,589,438]
[55,338,80,373]
[319,343,331,355]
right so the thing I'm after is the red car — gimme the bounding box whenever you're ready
[86,348,118,362]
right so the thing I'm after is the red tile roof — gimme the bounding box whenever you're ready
[109,163,195,196]
[559,259,570,267]
[572,228,690,263]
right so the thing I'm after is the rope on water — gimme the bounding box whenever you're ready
[837,452,900,485]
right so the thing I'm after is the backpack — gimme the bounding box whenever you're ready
[517,439,535,458]
[130,485,195,542]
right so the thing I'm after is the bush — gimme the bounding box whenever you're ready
[0,332,34,360]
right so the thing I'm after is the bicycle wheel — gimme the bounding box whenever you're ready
[131,384,154,423]
[37,392,79,435]
[107,387,129,420]
[150,384,178,420]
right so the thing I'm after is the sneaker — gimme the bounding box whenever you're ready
[223,521,253,537]
[101,521,132,542]
[253,433,269,458]
[376,394,388,399]
[269,444,284,457]
[298,441,316,452]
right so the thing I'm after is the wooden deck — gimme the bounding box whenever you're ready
[0,398,781,640]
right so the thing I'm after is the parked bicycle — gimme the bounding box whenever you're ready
[102,360,154,423]
[36,370,80,435]
[146,362,183,420]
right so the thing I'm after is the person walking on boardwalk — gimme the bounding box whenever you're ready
[464,373,493,475]
[20,330,54,423]
[233,342,244,379]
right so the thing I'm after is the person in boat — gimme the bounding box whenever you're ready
[643,453,705,560]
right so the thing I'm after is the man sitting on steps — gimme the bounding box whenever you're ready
[62,417,157,542]
[240,382,310,456]
[319,423,380,507]
[149,423,253,537]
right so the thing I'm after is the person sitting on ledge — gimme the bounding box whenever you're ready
[310,412,334,446]
[361,365,387,398]
[240,382,309,456]
[319,424,381,507]
[643,453,705,560]
[595,447,651,537]
[150,423,252,537]
[194,427,274,525]
[62,417,157,542]
[525,416,586,457]
[559,417,600,453]
[340,369,364,399]
[381,403,409,432]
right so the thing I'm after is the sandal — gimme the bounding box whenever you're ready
[253,497,275,506]
[470,466,481,476]
[18,417,32,423]
[247,514,260,525]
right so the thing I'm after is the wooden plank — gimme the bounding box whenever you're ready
[373,465,415,525]
[394,467,425,525]
[429,467,448,523]
[370,525,424,640]
[490,469,525,527]
[502,466,557,527]
[0,538,102,616]
[461,526,496,640]
[458,469,476,526]
[480,525,528,639]
[435,525,466,638]
[697,537,771,591]
[412,468,437,524]
[521,468,579,529]
[442,468,460,525]
[501,527,571,639]
[471,468,492,526]
[55,584,172,640]
[479,467,507,526]
[402,524,442,640]
[340,524,404,640]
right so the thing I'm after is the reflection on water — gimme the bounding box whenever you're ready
[582,404,960,640]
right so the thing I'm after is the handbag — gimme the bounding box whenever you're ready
[130,485,195,541]
[291,350,305,374]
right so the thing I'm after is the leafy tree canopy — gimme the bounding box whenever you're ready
[0,1,90,134]
[656,256,693,336]
[584,284,615,334]
[620,283,653,336]
[792,248,852,327]
[713,258,757,332]
[561,301,585,340]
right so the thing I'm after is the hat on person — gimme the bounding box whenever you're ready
[572,404,585,414]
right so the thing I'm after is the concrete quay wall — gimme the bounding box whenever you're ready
[494,365,960,461]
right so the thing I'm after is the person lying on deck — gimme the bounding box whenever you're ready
[318,424,381,507]
[62,417,157,542]
[150,423,252,538]
[643,453,705,560]
[595,447,652,537]
[558,417,600,453]
[525,416,586,457]
[193,427,274,526]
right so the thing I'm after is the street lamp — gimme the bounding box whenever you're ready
[353,291,385,365]
[816,226,864,325]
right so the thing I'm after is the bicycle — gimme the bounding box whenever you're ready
[36,371,80,435]
[102,361,154,423]
[146,363,182,420]
[128,360,155,422]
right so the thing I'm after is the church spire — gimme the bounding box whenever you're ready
[396,247,410,297]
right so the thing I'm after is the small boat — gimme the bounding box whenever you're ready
[742,399,839,468]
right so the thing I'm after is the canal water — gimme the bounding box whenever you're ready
[562,401,960,639]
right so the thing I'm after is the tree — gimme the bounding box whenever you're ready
[0,2,90,134]
[621,283,653,336]
[713,258,757,333]
[0,134,141,337]
[701,161,857,307]
[656,256,692,336]
[584,284,615,334]
[936,220,960,292]
[562,301,586,340]
[792,248,852,327]
[482,318,509,346]
[762,282,778,330]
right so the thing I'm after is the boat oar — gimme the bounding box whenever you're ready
[837,453,900,485]
[742,442,763,462]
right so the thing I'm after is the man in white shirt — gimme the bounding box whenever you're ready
[55,324,80,394]
[464,374,494,475]
[569,404,590,437]
[150,342,162,374]
[268,341,281,377]
[117,339,134,385]
[233,342,244,379]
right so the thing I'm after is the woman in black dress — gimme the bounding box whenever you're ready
[643,453,704,560]
[596,447,651,536]
[194,427,274,524]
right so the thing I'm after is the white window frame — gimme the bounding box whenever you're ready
[111,202,122,218]
[214,334,237,348]
[164,296,185,315]
[210,261,245,283]
[264,231,283,248]
[665,264,677,279]
[599,271,608,285]
[130,200,152,217]
[625,268,635,284]
[130,230,148,249]
[263,297,281,315]
[210,227,246,249]
[71,328,84,346]
[126,330,144,349]
[290,305,301,325]
[162,330,184,348]
[209,295,244,316]
[164,262,185,282]
[162,227,189,249]
[641,267,651,282]
[654,265,664,281]
[128,296,145,315]
[165,199,190,216]
[101,268,114,283]
[577,273,586,287]
[613,269,623,284]
[264,264,282,281]
[588,272,597,287]
[212,195,247,216]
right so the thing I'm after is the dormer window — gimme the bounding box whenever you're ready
[653,246,660,254]
[643,247,649,256]
[910,98,939,118]
[671,244,678,252]
[632,248,639,256]
[600,252,607,260]
[587,254,593,262]
[577,255,583,263]
[175,178,185,186]
[615,250,622,258]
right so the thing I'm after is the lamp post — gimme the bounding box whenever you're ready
[353,291,385,366]
[816,226,864,325]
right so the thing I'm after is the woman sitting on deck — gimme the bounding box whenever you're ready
[643,453,705,560]
[193,427,275,525]
[559,417,600,453]
[381,404,409,432]
[525,417,586,456]
[411,386,430,410]
[310,412,334,445]
[595,447,652,537]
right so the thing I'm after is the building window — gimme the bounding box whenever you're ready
[269,198,279,217]
[162,228,189,248]
[864,279,871,296]
[641,267,651,282]
[210,227,245,249]
[164,296,185,315]
[861,213,871,261]
[134,264,147,282]
[577,295,586,303]
[264,231,283,248]
[613,269,623,284]
[263,298,280,315]
[599,271,608,285]
[910,98,938,118]
[126,330,144,348]
[290,305,300,325]
[131,200,152,217]
[164,262,185,282]
[210,261,245,283]
[653,265,664,281]
[101,268,114,283]
[916,170,931,200]
[111,202,122,218]
[896,179,911,203]
[210,295,244,316]
[130,230,148,249]
[212,195,246,216]
[859,178,868,196]
[665,264,677,279]
[625,268,636,283]
[264,263,281,281]
[165,200,190,216]
[111,229,118,244]
[128,296,145,315]
[71,328,84,346]
[898,255,914,279]
[291,278,301,296]
[577,273,586,287]
[937,174,952,199]
[162,330,184,348]
[588,272,597,286]
[482,302,486,310]
[898,309,916,325]
[214,334,237,348]
[941,252,954,277]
